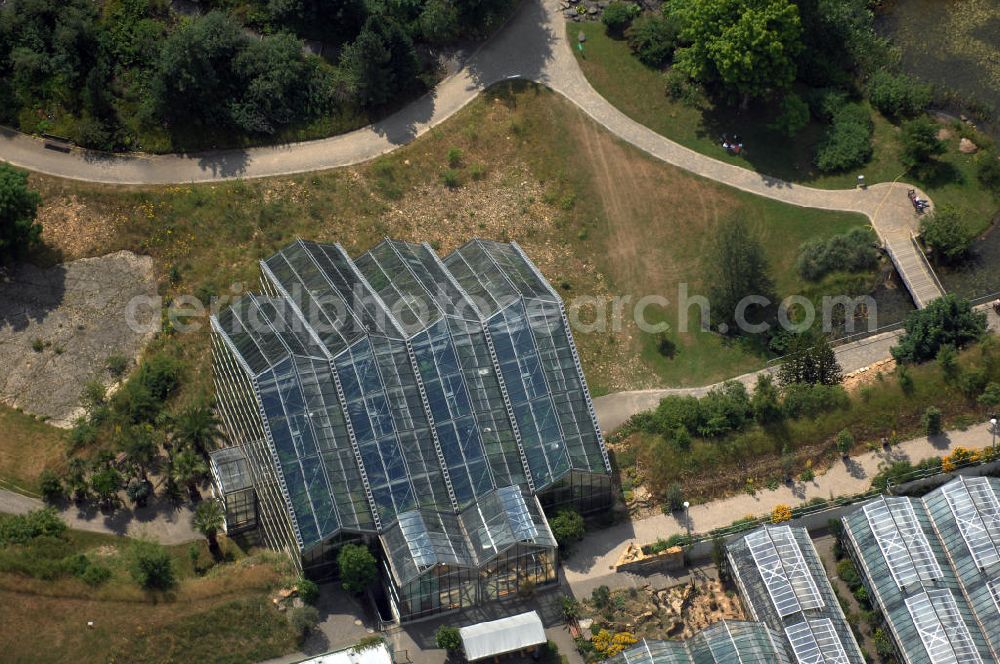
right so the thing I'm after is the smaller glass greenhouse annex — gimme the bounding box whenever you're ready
[208,238,612,621]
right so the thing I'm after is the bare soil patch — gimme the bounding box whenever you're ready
[0,251,158,426]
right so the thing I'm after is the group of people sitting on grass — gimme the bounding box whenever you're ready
[721,133,744,155]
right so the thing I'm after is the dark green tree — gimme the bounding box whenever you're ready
[867,70,932,120]
[901,117,946,176]
[919,206,972,265]
[171,399,220,457]
[891,294,987,364]
[625,14,679,67]
[0,164,42,263]
[602,1,641,38]
[147,12,249,127]
[127,539,176,590]
[435,625,462,653]
[193,499,225,556]
[340,17,419,109]
[337,543,378,594]
[170,448,208,502]
[671,0,802,105]
[704,215,776,333]
[549,509,586,549]
[778,334,843,386]
[90,466,123,508]
[751,373,783,423]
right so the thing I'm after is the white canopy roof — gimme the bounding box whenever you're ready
[296,642,392,664]
[459,611,546,661]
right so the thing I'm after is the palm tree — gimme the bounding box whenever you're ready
[170,448,208,502]
[172,400,220,457]
[193,499,225,557]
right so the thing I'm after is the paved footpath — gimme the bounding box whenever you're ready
[594,306,1000,434]
[0,487,199,544]
[563,420,999,596]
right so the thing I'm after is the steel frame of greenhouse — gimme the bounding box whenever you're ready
[841,478,1000,664]
[608,621,793,664]
[208,238,612,622]
[727,525,866,664]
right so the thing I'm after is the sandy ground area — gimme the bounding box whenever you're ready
[0,250,158,426]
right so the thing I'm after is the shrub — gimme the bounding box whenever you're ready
[836,429,854,457]
[31,338,44,353]
[665,483,685,512]
[901,117,946,173]
[867,70,932,119]
[127,539,176,590]
[337,543,377,594]
[592,630,638,658]
[591,584,612,609]
[920,206,972,265]
[800,468,815,482]
[353,636,385,653]
[39,470,63,503]
[446,147,462,167]
[79,562,113,586]
[0,509,66,545]
[897,365,915,395]
[891,295,987,363]
[435,625,462,652]
[976,152,1000,194]
[782,384,850,419]
[769,92,810,137]
[922,406,942,436]
[771,504,792,523]
[836,559,861,589]
[625,14,678,67]
[602,2,640,38]
[664,68,702,106]
[796,227,878,281]
[561,596,581,620]
[297,577,320,605]
[440,169,460,188]
[656,332,677,358]
[288,605,321,643]
[549,509,586,548]
[106,354,129,378]
[815,102,873,172]
[979,382,1000,409]
[469,163,486,181]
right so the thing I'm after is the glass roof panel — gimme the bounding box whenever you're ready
[863,497,942,589]
[745,526,825,617]
[784,619,850,664]
[941,477,1000,569]
[905,589,984,664]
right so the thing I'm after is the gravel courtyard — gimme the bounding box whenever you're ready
[0,251,158,426]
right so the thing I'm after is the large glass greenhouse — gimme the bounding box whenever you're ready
[208,238,611,621]
[842,478,1000,663]
[727,525,866,664]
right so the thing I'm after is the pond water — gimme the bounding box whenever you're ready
[878,0,1000,127]
[937,222,1000,299]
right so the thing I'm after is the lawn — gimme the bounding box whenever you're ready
[572,24,1000,233]
[0,406,66,495]
[24,83,871,402]
[0,522,298,664]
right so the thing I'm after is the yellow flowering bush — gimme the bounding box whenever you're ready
[943,446,979,472]
[771,504,793,523]
[592,630,638,658]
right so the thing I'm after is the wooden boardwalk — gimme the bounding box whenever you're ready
[883,229,946,309]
